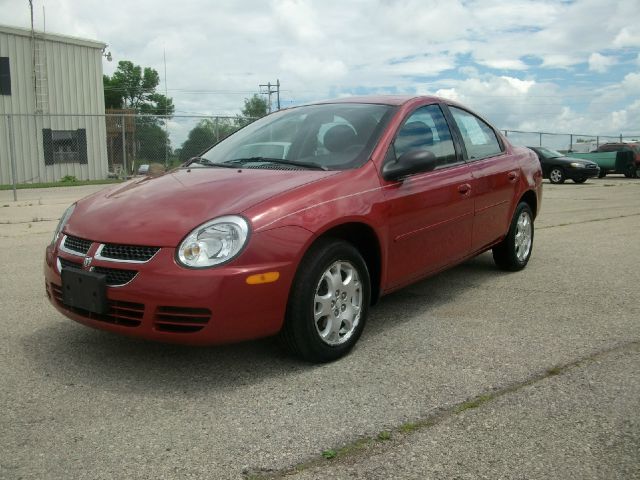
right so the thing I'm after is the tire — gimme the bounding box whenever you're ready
[492,202,534,272]
[635,167,640,179]
[623,163,636,178]
[573,177,587,184]
[549,167,565,184]
[279,238,370,363]
[598,169,606,178]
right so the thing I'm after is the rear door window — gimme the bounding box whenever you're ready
[449,107,503,160]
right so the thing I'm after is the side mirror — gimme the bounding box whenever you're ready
[382,149,437,181]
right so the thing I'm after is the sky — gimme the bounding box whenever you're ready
[1,0,639,146]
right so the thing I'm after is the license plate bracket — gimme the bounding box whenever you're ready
[61,268,108,314]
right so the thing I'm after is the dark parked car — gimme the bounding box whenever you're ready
[528,146,600,184]
[595,143,640,178]
[45,95,542,363]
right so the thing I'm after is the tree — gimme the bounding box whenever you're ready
[180,95,268,163]
[137,123,171,163]
[104,61,174,115]
[103,74,123,109]
[179,118,237,162]
[236,94,268,128]
[103,60,175,165]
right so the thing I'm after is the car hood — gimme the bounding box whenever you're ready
[64,168,338,246]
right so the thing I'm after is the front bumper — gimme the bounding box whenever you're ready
[44,227,309,345]
[565,165,600,179]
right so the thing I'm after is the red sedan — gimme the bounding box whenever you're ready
[44,95,542,362]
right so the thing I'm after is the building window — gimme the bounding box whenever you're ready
[43,129,88,165]
[0,57,10,95]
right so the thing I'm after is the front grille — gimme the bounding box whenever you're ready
[586,163,598,169]
[92,266,138,286]
[100,244,160,262]
[50,283,144,327]
[59,257,82,270]
[154,306,212,333]
[63,235,92,255]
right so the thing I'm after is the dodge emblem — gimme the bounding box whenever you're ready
[83,256,93,268]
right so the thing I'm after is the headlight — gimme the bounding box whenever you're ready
[569,162,585,168]
[51,203,75,245]
[177,215,250,268]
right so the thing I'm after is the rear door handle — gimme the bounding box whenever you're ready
[508,171,519,182]
[458,183,471,195]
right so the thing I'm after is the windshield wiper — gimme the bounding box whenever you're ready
[225,157,328,171]
[183,157,237,168]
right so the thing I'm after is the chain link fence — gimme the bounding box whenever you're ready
[502,130,638,153]
[2,112,639,200]
[0,113,252,199]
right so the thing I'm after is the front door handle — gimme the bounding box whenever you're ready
[458,183,472,195]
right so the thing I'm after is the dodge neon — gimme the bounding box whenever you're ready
[44,95,542,362]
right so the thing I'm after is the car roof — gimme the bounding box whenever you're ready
[312,95,443,106]
[599,142,639,147]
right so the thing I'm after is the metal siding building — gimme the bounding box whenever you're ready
[0,24,108,184]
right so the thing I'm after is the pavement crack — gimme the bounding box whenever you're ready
[248,340,640,479]
[0,218,58,225]
[538,212,640,230]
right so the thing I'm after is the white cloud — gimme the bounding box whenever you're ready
[433,88,460,102]
[501,76,535,94]
[540,54,578,69]
[621,72,640,89]
[1,0,639,139]
[385,56,457,77]
[613,26,640,47]
[279,54,347,81]
[476,59,528,70]
[588,53,617,73]
[272,0,323,43]
[610,109,628,131]
[377,0,471,43]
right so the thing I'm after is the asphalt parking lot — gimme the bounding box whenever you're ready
[1,177,639,479]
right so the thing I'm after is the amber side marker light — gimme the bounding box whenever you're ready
[246,272,280,285]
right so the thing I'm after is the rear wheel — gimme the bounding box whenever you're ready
[493,202,534,271]
[549,167,565,184]
[280,238,370,363]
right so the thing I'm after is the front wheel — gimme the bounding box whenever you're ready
[573,177,587,184]
[492,202,534,271]
[280,238,370,363]
[549,167,565,184]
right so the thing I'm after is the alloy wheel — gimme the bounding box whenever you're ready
[514,211,532,262]
[314,261,362,346]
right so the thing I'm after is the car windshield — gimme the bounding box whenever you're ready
[197,103,395,170]
[535,147,563,158]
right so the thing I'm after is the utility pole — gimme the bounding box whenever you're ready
[259,80,281,113]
